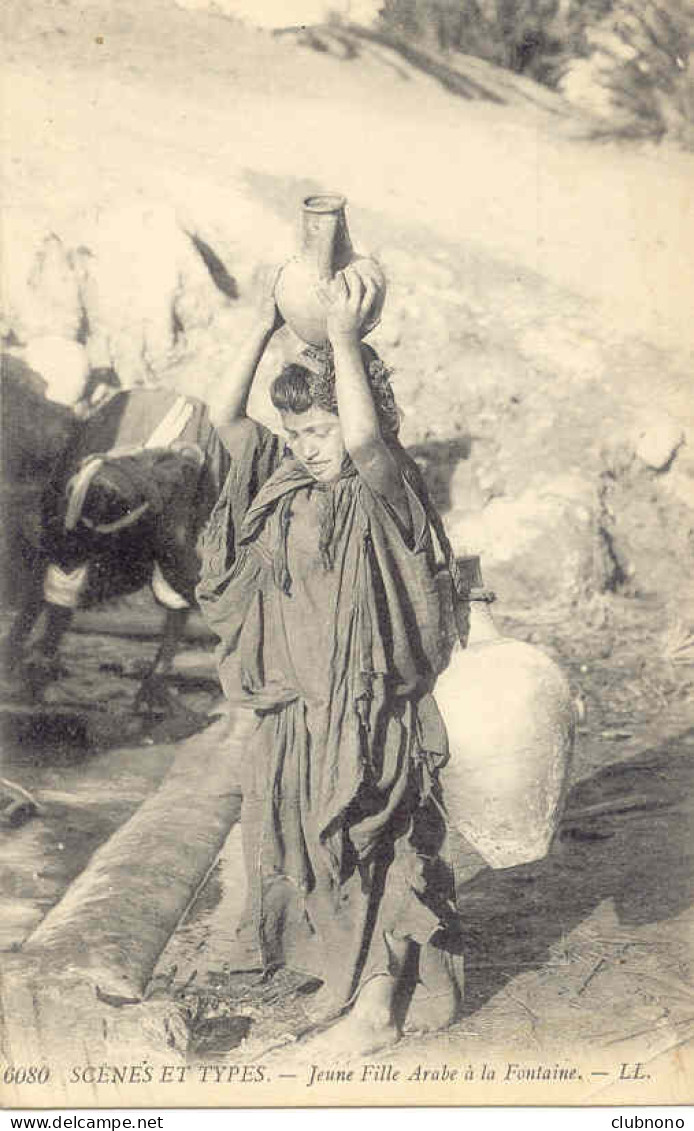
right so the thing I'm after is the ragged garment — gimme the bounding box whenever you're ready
[197,418,458,1011]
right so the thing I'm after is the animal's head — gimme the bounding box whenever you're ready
[65,444,204,535]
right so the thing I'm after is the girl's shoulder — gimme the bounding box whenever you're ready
[215,416,282,460]
[355,442,435,551]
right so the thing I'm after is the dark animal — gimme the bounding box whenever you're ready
[3,384,230,707]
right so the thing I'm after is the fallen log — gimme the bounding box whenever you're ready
[69,606,215,641]
[0,956,189,1092]
[21,709,256,1001]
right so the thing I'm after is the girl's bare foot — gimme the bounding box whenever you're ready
[319,975,400,1056]
[404,940,464,1034]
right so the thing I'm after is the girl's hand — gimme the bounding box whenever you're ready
[251,263,284,337]
[320,266,378,341]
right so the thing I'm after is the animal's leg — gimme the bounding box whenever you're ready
[154,607,190,677]
[3,558,79,694]
[20,603,75,695]
[3,571,46,668]
[134,607,189,713]
[17,561,89,683]
[33,604,75,659]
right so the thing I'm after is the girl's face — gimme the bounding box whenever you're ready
[280,405,347,482]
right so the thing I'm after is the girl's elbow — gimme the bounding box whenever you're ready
[346,436,382,468]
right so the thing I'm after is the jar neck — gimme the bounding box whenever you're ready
[300,205,354,280]
[464,599,500,646]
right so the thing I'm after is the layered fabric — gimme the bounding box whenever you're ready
[198,418,460,1012]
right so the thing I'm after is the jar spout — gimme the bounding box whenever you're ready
[300,194,354,281]
[454,555,501,646]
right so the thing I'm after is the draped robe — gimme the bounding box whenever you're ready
[197,418,458,1011]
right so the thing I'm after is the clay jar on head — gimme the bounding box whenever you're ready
[275,194,386,346]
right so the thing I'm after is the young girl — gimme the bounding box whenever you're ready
[197,267,462,1052]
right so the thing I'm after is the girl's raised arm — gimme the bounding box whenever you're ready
[216,265,283,424]
[327,269,410,526]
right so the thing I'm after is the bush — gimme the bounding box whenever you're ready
[375,0,694,144]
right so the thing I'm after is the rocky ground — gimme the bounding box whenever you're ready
[1,0,694,1107]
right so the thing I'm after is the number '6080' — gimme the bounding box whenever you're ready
[3,1065,51,1084]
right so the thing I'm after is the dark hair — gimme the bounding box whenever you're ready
[270,364,324,416]
[270,343,400,438]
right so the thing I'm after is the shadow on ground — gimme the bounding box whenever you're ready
[451,728,694,1016]
[0,692,216,767]
[407,436,472,510]
[278,24,508,104]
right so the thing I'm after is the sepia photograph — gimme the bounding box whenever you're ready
[1,0,693,1111]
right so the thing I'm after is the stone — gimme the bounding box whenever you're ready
[2,222,83,343]
[23,336,89,407]
[446,475,599,610]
